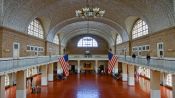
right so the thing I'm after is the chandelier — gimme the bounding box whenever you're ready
[75,0,105,18]
[76,7,105,18]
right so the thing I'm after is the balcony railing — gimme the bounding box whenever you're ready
[69,55,108,60]
[117,55,175,74]
[0,55,61,75]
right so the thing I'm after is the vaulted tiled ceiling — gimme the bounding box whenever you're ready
[0,0,175,46]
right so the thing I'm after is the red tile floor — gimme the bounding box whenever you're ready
[5,74,172,98]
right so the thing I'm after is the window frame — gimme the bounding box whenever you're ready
[27,18,44,39]
[77,37,98,48]
[53,35,59,44]
[116,34,122,44]
[132,19,148,39]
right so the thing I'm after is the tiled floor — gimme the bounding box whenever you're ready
[5,74,172,98]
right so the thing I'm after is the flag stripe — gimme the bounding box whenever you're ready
[108,54,118,74]
[59,56,69,77]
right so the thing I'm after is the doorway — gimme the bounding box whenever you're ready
[13,42,20,58]
[157,42,164,58]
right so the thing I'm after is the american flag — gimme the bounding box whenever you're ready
[108,52,118,74]
[59,54,69,77]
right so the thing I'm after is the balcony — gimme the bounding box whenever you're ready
[0,55,108,75]
[69,55,108,60]
[0,55,61,75]
[117,55,175,74]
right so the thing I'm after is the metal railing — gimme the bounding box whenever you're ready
[2,54,174,75]
[0,55,61,74]
[69,55,108,60]
[117,55,175,74]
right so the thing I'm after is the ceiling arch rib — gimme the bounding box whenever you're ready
[2,0,174,44]
[58,21,117,39]
[47,17,128,43]
[61,28,114,47]
[55,21,123,46]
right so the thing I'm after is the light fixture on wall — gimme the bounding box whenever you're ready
[75,0,105,18]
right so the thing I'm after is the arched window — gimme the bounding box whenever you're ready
[53,35,59,44]
[116,34,122,44]
[28,19,44,39]
[132,19,148,39]
[77,37,98,47]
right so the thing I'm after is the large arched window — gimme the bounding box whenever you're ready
[116,34,122,44]
[77,37,98,47]
[53,35,59,44]
[28,19,44,39]
[132,19,148,39]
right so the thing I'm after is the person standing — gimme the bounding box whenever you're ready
[132,53,136,62]
[146,54,151,65]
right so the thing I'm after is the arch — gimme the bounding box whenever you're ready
[125,16,151,39]
[62,28,113,47]
[77,37,98,47]
[47,17,129,43]
[27,18,44,39]
[131,19,149,39]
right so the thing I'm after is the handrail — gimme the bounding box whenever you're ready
[69,55,108,60]
[116,55,175,74]
[0,55,61,75]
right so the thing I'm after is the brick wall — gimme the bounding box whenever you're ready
[116,27,175,57]
[46,41,59,55]
[66,34,109,55]
[0,27,59,58]
[0,27,2,57]
[116,42,129,55]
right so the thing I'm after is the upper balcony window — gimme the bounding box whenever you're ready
[28,19,44,39]
[77,37,98,47]
[53,35,59,44]
[116,34,122,44]
[132,19,148,39]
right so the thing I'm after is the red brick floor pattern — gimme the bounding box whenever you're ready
[5,74,172,98]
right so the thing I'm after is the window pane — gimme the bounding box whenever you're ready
[132,19,148,39]
[27,19,44,39]
[116,34,122,44]
[77,37,98,47]
[53,35,59,44]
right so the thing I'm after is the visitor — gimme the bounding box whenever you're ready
[132,53,136,62]
[146,54,151,65]
[30,77,33,87]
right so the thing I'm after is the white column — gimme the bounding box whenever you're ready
[0,75,5,98]
[48,63,54,81]
[122,63,127,81]
[41,65,48,86]
[8,73,13,86]
[150,70,160,98]
[57,62,62,75]
[160,72,165,85]
[95,60,98,74]
[77,60,80,74]
[172,74,175,98]
[114,62,118,74]
[16,70,26,98]
[128,65,135,86]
